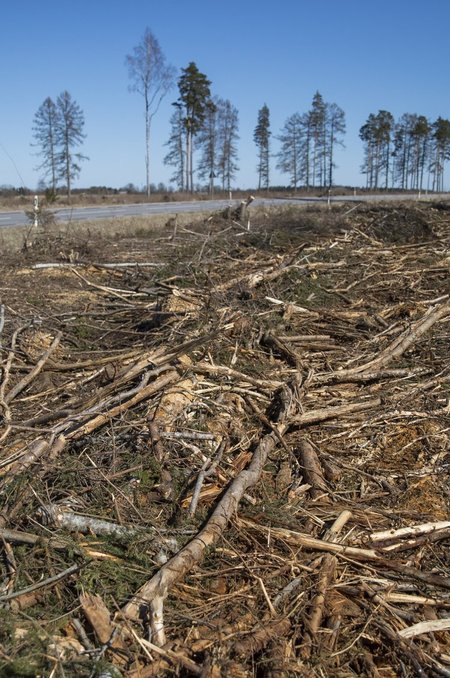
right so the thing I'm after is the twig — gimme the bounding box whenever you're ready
[189,440,225,516]
[0,304,4,349]
[0,562,83,601]
[128,628,203,676]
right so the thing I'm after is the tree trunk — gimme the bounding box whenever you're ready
[146,104,151,198]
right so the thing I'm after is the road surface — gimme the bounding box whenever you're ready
[0,194,447,229]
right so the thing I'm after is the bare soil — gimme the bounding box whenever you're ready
[0,201,449,677]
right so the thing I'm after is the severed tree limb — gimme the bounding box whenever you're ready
[37,504,180,554]
[0,535,17,597]
[291,397,381,427]
[373,528,450,554]
[246,396,291,454]
[314,366,431,385]
[216,251,301,292]
[0,304,4,349]
[4,331,62,405]
[239,518,380,562]
[0,324,29,400]
[308,559,337,635]
[120,381,299,636]
[242,518,450,590]
[262,332,302,368]
[0,527,68,549]
[129,630,203,676]
[232,618,291,659]
[32,261,163,270]
[1,434,66,478]
[398,618,450,639]
[304,511,352,655]
[65,331,216,415]
[47,348,142,372]
[65,370,179,440]
[371,520,450,544]
[322,297,450,381]
[192,362,283,391]
[0,323,30,442]
[2,372,179,492]
[70,268,146,302]
[371,520,450,554]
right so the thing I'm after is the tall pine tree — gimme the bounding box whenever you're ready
[254,104,271,190]
[276,113,303,190]
[55,91,87,200]
[163,107,185,190]
[175,62,213,192]
[216,99,239,192]
[32,97,59,192]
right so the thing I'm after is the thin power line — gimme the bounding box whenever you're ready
[0,142,26,187]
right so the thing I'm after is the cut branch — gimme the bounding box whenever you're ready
[121,382,299,625]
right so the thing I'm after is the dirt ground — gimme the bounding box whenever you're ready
[0,201,449,677]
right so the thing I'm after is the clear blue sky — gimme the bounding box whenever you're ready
[1,0,450,191]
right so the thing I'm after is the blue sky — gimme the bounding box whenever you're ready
[1,0,450,191]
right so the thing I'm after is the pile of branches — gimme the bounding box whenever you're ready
[0,202,449,676]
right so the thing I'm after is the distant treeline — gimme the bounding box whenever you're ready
[25,28,450,195]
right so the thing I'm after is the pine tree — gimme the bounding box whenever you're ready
[430,117,450,192]
[411,116,431,191]
[163,107,185,191]
[309,92,327,187]
[32,97,59,192]
[359,110,393,189]
[276,113,303,190]
[216,99,239,192]
[175,62,213,192]
[55,91,87,200]
[392,114,416,189]
[196,98,218,193]
[359,113,377,188]
[254,104,271,190]
[325,103,346,188]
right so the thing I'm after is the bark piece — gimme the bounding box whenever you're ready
[296,438,330,500]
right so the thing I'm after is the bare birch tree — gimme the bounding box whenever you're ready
[126,29,175,197]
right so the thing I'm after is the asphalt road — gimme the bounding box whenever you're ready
[0,193,447,228]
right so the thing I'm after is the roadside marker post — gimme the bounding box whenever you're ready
[33,195,39,227]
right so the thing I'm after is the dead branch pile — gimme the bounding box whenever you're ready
[0,201,449,677]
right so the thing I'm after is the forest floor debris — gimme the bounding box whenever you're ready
[0,201,449,676]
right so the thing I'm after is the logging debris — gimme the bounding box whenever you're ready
[0,201,449,676]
